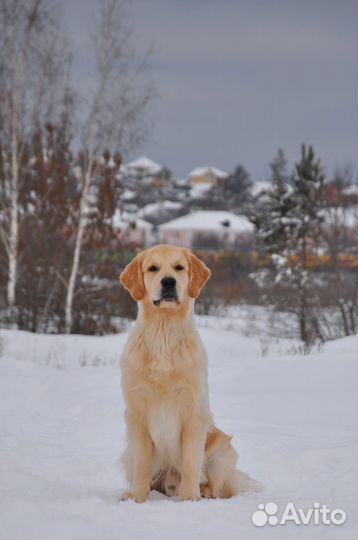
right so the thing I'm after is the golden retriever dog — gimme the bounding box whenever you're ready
[119,244,240,502]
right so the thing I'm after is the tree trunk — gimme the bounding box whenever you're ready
[299,307,307,345]
[348,302,357,335]
[338,300,350,337]
[298,284,308,346]
[7,118,19,311]
[64,168,91,333]
[7,206,18,308]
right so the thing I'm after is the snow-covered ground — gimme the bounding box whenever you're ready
[0,314,357,540]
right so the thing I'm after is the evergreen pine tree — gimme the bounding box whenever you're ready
[289,145,325,345]
[291,144,325,263]
[260,148,293,256]
[251,145,326,348]
[225,164,252,209]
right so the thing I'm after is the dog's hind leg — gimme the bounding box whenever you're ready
[204,428,239,499]
[163,467,180,496]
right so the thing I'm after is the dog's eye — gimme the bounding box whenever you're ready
[148,265,158,272]
[175,264,184,271]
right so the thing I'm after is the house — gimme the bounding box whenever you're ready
[121,156,166,187]
[113,210,153,247]
[137,200,184,225]
[187,166,228,187]
[159,210,253,249]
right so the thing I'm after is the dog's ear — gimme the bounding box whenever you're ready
[119,254,145,301]
[186,250,211,299]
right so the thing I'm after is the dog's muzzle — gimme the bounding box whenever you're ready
[153,276,180,306]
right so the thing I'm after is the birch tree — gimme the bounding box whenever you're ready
[0,0,71,314]
[64,0,153,333]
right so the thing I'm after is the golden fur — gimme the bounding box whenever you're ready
[119,244,239,502]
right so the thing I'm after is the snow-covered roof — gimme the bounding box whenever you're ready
[160,211,253,233]
[188,166,228,179]
[124,156,162,175]
[250,181,293,197]
[250,181,272,197]
[113,210,152,230]
[137,200,183,218]
[173,178,189,187]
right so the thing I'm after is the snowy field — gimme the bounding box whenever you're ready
[0,312,357,540]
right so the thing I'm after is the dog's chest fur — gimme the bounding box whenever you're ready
[142,316,197,372]
[147,398,181,466]
[128,314,204,466]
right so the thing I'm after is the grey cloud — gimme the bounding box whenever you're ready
[63,0,356,179]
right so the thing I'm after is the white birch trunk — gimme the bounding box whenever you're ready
[6,30,20,310]
[63,0,152,333]
[64,168,92,333]
[7,135,19,308]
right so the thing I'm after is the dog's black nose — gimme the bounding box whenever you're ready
[161,276,176,289]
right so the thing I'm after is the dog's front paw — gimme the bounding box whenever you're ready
[178,485,201,501]
[119,490,149,503]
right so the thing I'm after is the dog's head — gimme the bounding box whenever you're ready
[120,244,211,310]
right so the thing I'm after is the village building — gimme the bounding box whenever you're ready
[187,166,228,187]
[159,210,253,250]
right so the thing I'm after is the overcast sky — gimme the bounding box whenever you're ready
[63,0,356,181]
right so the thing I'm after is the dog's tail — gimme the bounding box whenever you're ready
[236,468,264,494]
